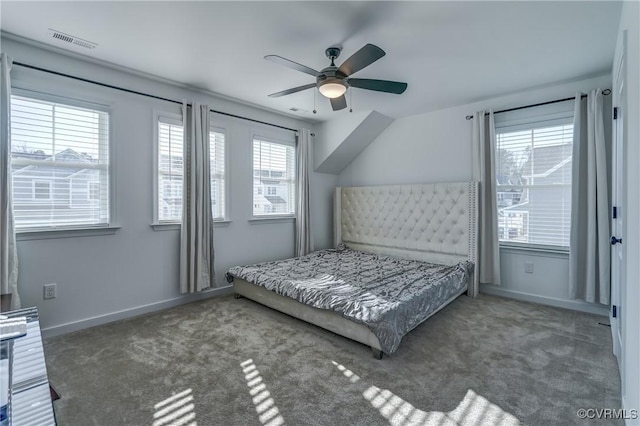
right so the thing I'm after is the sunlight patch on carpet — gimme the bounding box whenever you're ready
[331,360,360,383]
[363,386,519,425]
[153,388,197,426]
[330,361,519,425]
[241,359,285,426]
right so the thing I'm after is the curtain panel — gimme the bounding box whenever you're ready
[295,128,312,257]
[569,89,610,304]
[0,53,20,309]
[472,111,501,286]
[180,103,215,293]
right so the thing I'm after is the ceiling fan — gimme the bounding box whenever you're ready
[265,44,408,111]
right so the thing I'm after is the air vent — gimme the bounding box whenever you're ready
[48,29,98,49]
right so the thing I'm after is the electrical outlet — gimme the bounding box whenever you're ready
[524,262,534,274]
[43,283,57,299]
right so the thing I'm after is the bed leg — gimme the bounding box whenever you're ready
[234,293,242,300]
[371,348,383,360]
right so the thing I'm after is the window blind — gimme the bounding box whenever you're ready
[496,122,573,247]
[157,119,184,222]
[210,129,225,220]
[10,95,110,229]
[252,138,295,216]
[157,119,226,222]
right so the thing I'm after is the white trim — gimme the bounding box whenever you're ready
[210,125,229,221]
[16,225,121,241]
[153,110,184,224]
[152,112,230,223]
[10,89,115,230]
[499,242,569,255]
[494,111,574,132]
[40,286,233,338]
[31,179,52,200]
[248,216,295,224]
[151,220,232,231]
[251,132,297,218]
[479,285,609,316]
[495,115,574,249]
[87,181,99,201]
[151,223,181,231]
[12,86,111,111]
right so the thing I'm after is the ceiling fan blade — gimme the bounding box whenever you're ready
[268,83,316,98]
[348,78,408,94]
[264,55,320,77]
[330,95,347,111]
[337,44,385,77]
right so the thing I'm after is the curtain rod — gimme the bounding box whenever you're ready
[13,61,314,136]
[465,89,612,120]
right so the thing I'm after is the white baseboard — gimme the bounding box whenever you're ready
[622,395,640,426]
[480,285,610,317]
[41,285,234,338]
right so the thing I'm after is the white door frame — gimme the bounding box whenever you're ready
[610,31,626,373]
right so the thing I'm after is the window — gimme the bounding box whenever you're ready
[210,129,226,221]
[495,119,573,247]
[156,117,226,223]
[157,118,184,222]
[11,95,110,229]
[88,182,99,200]
[33,180,52,200]
[252,137,295,216]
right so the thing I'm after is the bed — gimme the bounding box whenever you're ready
[227,182,479,358]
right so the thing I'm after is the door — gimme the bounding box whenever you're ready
[610,32,626,369]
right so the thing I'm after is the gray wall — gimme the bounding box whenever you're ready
[4,37,338,334]
[338,74,612,316]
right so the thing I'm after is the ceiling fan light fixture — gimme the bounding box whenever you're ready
[318,80,347,99]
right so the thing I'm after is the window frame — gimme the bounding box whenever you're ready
[151,110,230,229]
[250,132,296,220]
[88,181,100,201]
[153,112,184,225]
[209,125,230,222]
[32,180,52,200]
[494,108,574,252]
[10,88,115,235]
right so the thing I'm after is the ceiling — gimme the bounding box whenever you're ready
[0,1,622,122]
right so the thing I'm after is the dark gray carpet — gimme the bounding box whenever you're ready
[43,293,620,425]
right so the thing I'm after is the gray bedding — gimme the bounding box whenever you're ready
[227,245,472,354]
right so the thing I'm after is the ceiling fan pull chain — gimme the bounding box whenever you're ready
[349,89,353,113]
[313,89,317,114]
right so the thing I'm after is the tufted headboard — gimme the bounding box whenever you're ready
[334,182,479,297]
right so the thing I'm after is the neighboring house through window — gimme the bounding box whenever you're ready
[155,116,226,223]
[252,137,296,217]
[10,94,110,229]
[495,105,574,248]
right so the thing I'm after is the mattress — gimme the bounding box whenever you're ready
[227,245,472,354]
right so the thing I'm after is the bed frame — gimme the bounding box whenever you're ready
[231,181,479,359]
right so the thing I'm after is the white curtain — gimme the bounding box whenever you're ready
[0,53,20,309]
[295,128,312,257]
[472,110,501,286]
[569,89,610,304]
[180,103,215,293]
